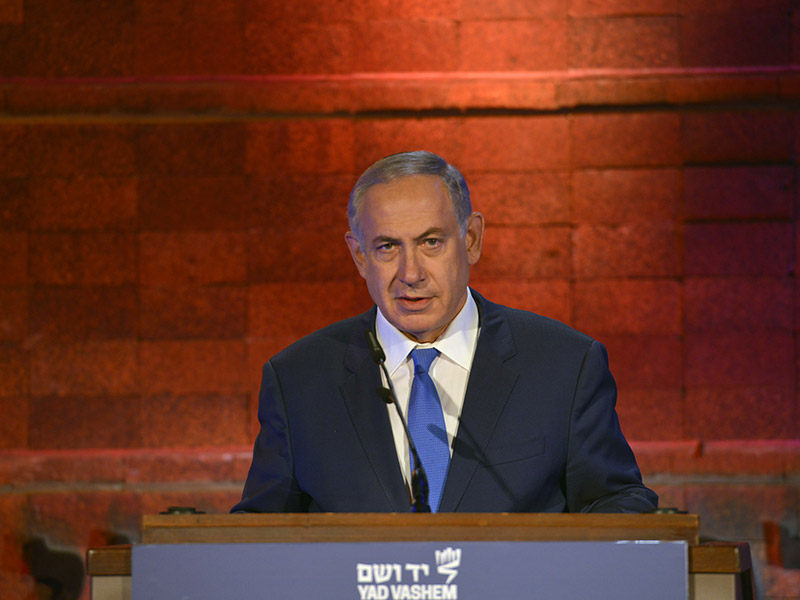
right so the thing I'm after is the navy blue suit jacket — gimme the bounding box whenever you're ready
[232,291,657,513]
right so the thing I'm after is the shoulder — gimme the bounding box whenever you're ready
[472,290,598,360]
[269,307,375,368]
[476,291,592,343]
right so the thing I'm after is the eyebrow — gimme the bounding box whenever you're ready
[415,228,447,243]
[370,228,448,247]
[371,234,400,246]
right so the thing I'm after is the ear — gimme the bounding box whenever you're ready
[345,231,368,279]
[464,212,485,265]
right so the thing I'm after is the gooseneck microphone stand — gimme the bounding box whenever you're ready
[366,330,431,513]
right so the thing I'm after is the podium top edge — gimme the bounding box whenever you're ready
[141,513,699,544]
[143,513,698,528]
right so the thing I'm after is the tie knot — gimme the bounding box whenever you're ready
[411,347,439,374]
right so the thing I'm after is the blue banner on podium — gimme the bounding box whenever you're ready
[133,540,687,599]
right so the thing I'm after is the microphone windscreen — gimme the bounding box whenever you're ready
[365,330,386,364]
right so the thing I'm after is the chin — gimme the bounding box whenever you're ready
[400,322,443,343]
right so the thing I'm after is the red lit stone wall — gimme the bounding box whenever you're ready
[1,1,799,598]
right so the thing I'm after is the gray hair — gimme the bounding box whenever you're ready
[347,151,471,245]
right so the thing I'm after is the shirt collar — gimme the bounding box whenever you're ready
[376,288,480,375]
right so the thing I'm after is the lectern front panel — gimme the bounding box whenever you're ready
[133,540,688,599]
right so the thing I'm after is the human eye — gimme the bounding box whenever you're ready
[422,237,442,249]
[375,241,397,253]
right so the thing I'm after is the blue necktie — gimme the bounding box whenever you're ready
[407,347,449,512]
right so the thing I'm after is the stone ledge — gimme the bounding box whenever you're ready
[0,447,253,487]
[1,441,799,488]
[632,440,800,476]
[1,67,798,116]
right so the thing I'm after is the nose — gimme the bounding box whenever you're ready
[398,247,425,286]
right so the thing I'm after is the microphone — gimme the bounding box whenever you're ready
[365,329,386,363]
[365,330,431,513]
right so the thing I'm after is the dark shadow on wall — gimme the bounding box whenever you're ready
[23,538,84,600]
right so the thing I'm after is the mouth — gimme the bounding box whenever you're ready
[395,295,433,311]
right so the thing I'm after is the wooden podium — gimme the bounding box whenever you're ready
[87,513,753,600]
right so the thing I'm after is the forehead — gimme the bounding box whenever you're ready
[359,175,457,234]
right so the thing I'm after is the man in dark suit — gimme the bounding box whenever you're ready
[232,151,657,514]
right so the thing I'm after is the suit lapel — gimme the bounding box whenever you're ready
[339,310,412,512]
[439,294,519,512]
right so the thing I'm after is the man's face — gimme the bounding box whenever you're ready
[345,174,484,343]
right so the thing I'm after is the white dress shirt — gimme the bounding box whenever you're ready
[375,289,480,492]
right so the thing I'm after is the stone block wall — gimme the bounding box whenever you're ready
[1,1,799,597]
